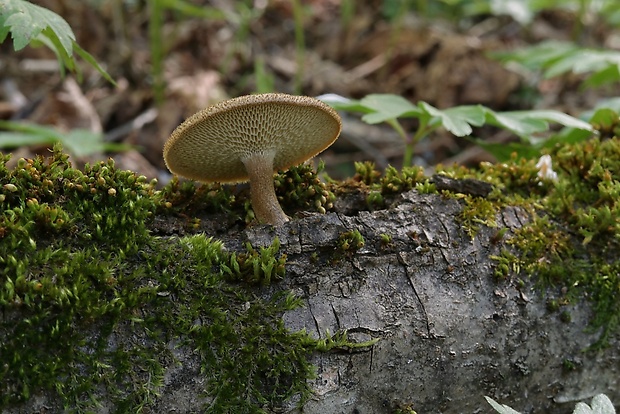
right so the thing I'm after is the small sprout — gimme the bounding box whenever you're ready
[337,229,365,253]
[562,359,577,371]
[415,181,437,194]
[310,251,319,263]
[354,161,381,185]
[224,237,286,285]
[380,233,392,247]
[3,183,17,192]
[274,163,334,215]
[366,191,384,209]
[535,154,558,182]
[560,311,572,323]
[491,228,509,244]
[546,298,560,312]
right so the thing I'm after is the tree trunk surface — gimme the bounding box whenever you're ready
[7,189,620,413]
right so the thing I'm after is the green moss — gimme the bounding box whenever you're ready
[347,138,620,347]
[456,196,499,239]
[3,133,620,410]
[380,165,427,194]
[394,408,417,414]
[221,237,287,285]
[380,233,393,246]
[353,161,382,185]
[0,146,372,412]
[483,138,620,346]
[337,229,365,253]
[158,162,334,224]
[275,161,335,216]
[366,190,384,210]
[158,176,237,217]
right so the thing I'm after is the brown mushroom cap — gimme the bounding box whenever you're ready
[163,93,342,183]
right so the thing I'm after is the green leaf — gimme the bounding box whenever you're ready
[485,109,593,140]
[0,120,64,140]
[583,64,620,88]
[0,120,109,157]
[0,20,9,43]
[512,110,594,131]
[0,0,75,53]
[0,131,55,147]
[63,129,105,158]
[0,0,115,84]
[469,137,541,161]
[545,49,620,79]
[320,97,374,114]
[74,43,116,85]
[485,110,548,138]
[491,40,620,88]
[491,40,576,72]
[589,108,619,131]
[36,27,75,78]
[420,102,486,137]
[359,94,422,124]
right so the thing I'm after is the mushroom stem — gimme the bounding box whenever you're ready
[241,152,289,226]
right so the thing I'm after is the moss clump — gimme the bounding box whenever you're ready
[0,146,369,412]
[158,162,334,224]
[274,161,334,215]
[480,138,620,346]
[337,229,365,253]
[456,196,500,239]
[334,161,430,211]
[158,176,238,217]
[221,237,287,285]
[433,136,620,346]
[0,146,160,407]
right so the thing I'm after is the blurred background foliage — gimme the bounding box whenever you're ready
[1,0,620,180]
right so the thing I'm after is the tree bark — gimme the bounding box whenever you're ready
[241,190,619,414]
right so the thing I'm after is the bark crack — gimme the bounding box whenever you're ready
[397,251,432,338]
[438,215,453,246]
[330,302,341,330]
[307,299,322,339]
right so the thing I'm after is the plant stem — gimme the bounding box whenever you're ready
[340,0,355,30]
[399,116,433,167]
[149,0,165,106]
[291,0,306,94]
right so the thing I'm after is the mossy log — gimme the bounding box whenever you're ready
[245,194,619,414]
[1,141,619,413]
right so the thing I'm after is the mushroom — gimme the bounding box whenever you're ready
[163,93,342,225]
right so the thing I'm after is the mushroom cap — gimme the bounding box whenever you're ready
[163,93,342,183]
